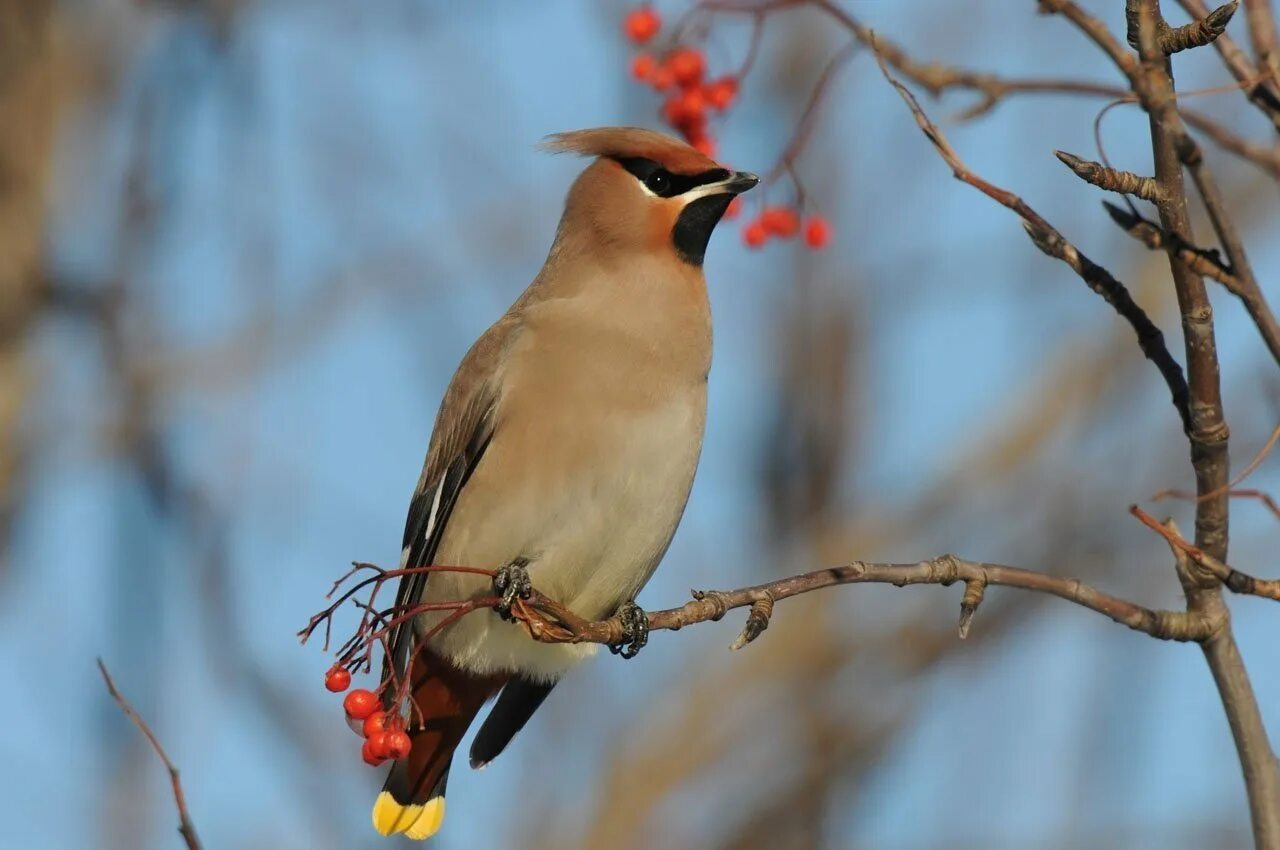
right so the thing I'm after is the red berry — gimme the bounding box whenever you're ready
[743,220,768,248]
[704,77,738,111]
[723,197,743,220]
[660,94,684,126]
[368,730,393,758]
[804,216,831,249]
[691,134,717,158]
[624,8,661,44]
[324,666,352,692]
[343,689,378,720]
[666,48,706,87]
[362,710,394,738]
[361,738,386,767]
[384,730,412,760]
[631,53,657,81]
[662,87,705,132]
[761,206,800,238]
[650,66,676,91]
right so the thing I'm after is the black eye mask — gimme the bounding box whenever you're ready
[615,157,731,198]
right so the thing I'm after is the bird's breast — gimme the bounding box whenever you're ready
[419,305,709,679]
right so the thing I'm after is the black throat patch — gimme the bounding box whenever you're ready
[672,194,734,266]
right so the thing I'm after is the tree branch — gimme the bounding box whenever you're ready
[516,555,1216,648]
[1101,201,1239,289]
[96,659,202,850]
[1127,0,1240,55]
[1178,0,1280,126]
[1055,150,1166,201]
[869,37,1192,433]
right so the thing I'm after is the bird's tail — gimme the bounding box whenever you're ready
[372,649,503,840]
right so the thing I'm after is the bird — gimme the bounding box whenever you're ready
[370,126,758,840]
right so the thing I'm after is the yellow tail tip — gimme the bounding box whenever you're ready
[371,791,445,840]
[405,798,446,840]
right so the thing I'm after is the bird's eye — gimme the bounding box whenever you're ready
[645,171,671,194]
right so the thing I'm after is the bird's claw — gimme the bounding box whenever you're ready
[493,559,533,621]
[609,601,649,659]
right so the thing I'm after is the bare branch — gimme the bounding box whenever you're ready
[1102,201,1238,289]
[1152,422,1280,504]
[1055,150,1166,201]
[1179,0,1280,125]
[1131,505,1280,600]
[96,659,202,850]
[1178,139,1280,368]
[869,36,1191,433]
[517,555,1214,645]
[1128,0,1239,54]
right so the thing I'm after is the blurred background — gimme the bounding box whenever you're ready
[2,1,1278,848]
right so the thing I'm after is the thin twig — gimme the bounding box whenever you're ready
[1055,150,1166,201]
[1152,422,1280,504]
[870,35,1191,433]
[1102,201,1238,289]
[1178,0,1280,125]
[1130,505,1280,600]
[1127,0,1239,54]
[97,659,202,850]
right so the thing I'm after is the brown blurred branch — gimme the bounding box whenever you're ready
[1179,137,1280,369]
[96,659,202,850]
[1131,505,1280,600]
[1242,0,1280,88]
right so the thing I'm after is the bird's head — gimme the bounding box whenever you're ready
[542,127,759,267]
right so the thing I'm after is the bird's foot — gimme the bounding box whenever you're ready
[493,558,533,621]
[609,601,649,659]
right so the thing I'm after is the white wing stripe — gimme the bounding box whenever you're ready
[422,478,445,546]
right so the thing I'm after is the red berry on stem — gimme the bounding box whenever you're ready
[362,710,393,738]
[678,86,705,120]
[343,688,378,720]
[324,666,351,693]
[704,77,738,111]
[804,216,832,249]
[743,220,768,248]
[661,94,684,127]
[631,53,657,81]
[761,206,800,238]
[384,730,412,760]
[667,48,705,87]
[368,731,393,759]
[624,8,661,44]
[361,738,386,767]
[650,66,676,91]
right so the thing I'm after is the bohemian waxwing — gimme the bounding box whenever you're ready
[371,126,758,840]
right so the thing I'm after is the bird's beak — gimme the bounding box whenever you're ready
[719,171,760,195]
[685,170,760,202]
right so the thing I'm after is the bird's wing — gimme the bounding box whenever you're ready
[384,315,520,686]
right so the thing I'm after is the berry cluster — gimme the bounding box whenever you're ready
[326,666,412,767]
[622,6,832,251]
[625,8,735,159]
[742,207,831,250]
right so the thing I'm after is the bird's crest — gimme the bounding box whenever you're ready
[540,126,719,176]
